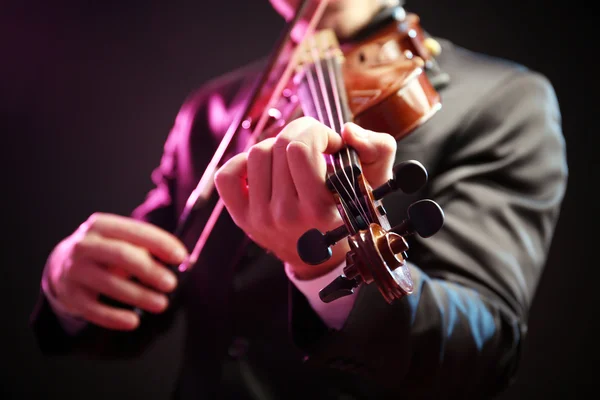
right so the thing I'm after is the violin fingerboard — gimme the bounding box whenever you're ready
[293,30,353,133]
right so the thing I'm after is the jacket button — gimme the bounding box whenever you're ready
[228,337,249,359]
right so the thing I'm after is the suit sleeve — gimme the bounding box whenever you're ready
[290,70,568,398]
[29,111,184,359]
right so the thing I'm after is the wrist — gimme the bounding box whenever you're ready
[285,257,359,331]
[43,244,63,299]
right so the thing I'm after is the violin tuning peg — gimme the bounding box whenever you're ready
[297,225,349,265]
[392,160,429,193]
[424,37,442,57]
[319,275,360,303]
[392,199,445,238]
[297,229,332,265]
[372,160,428,200]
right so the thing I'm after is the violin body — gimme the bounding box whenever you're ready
[243,13,441,143]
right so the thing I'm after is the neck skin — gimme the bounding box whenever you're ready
[289,0,401,45]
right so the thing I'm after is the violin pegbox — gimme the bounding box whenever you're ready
[298,160,445,304]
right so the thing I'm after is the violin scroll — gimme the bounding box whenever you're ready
[296,157,445,304]
[318,199,445,304]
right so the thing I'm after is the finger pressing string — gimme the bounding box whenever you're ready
[341,122,397,187]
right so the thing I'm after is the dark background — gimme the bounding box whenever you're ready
[1,0,596,398]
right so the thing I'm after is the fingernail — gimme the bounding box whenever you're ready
[126,314,140,329]
[152,295,168,311]
[162,272,177,290]
[173,246,188,261]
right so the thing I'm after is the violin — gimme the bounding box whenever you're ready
[107,0,445,319]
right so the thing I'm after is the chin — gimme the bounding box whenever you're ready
[271,0,368,40]
[271,0,344,20]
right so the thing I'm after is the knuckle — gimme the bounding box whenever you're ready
[71,239,84,256]
[71,240,85,256]
[291,116,316,130]
[82,307,100,323]
[85,212,105,231]
[270,202,285,221]
[112,242,131,263]
[285,139,309,158]
[58,282,76,303]
[249,207,270,227]
[61,258,78,280]
[214,156,244,188]
[305,204,331,223]
[278,117,315,141]
[380,133,397,153]
[127,223,146,244]
[130,287,155,309]
[71,235,95,258]
[71,289,91,313]
[102,272,120,292]
[110,244,139,273]
[141,292,159,309]
[213,168,227,189]
[126,287,144,305]
[273,135,292,152]
[247,143,271,163]
[271,202,298,226]
[214,164,231,184]
[136,253,154,278]
[102,276,129,303]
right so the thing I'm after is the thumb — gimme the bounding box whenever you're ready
[341,122,397,188]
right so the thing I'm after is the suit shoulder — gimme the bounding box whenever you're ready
[431,38,560,137]
[436,38,556,101]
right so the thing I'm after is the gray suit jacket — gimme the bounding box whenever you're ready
[30,21,568,400]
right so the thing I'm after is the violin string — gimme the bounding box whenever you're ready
[304,58,326,126]
[309,37,338,131]
[247,0,329,148]
[310,38,369,226]
[302,42,352,223]
[302,39,359,230]
[324,51,371,225]
[307,36,369,229]
[305,36,338,181]
[302,40,354,222]
[311,38,371,229]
